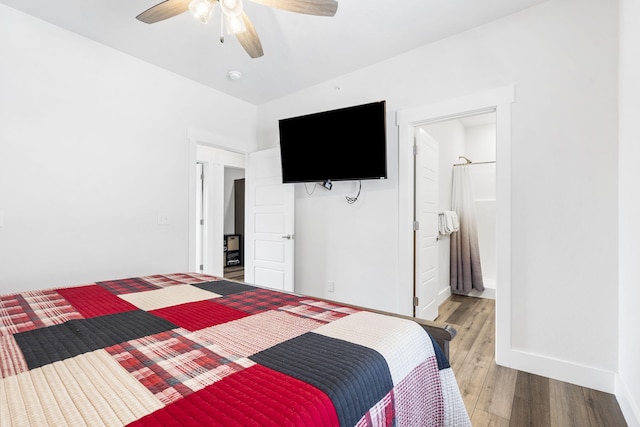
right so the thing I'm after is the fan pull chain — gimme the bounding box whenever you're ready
[220,11,225,43]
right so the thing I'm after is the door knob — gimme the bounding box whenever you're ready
[282,234,293,240]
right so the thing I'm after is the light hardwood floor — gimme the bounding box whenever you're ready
[437,294,627,427]
[223,266,244,282]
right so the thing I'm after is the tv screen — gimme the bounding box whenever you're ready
[278,101,387,183]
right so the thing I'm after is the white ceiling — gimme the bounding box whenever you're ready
[1,0,546,105]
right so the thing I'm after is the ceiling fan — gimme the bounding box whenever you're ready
[136,0,338,59]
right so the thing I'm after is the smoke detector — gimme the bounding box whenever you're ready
[227,70,242,81]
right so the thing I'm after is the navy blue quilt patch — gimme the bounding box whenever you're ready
[250,332,394,427]
[191,280,256,295]
[14,310,177,369]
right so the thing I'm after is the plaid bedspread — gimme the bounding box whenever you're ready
[0,273,471,427]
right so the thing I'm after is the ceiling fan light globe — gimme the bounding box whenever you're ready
[220,0,243,17]
[189,0,215,23]
[225,14,247,34]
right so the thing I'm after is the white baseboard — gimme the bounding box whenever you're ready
[616,375,640,427]
[466,287,496,299]
[437,286,452,305]
[437,285,496,301]
[509,349,616,393]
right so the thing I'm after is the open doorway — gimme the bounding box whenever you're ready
[397,85,514,366]
[412,111,497,320]
[222,168,245,281]
[194,145,246,279]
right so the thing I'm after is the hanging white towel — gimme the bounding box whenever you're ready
[438,213,449,235]
[448,210,460,231]
[438,211,460,235]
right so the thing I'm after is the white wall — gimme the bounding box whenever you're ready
[0,5,257,293]
[292,178,398,309]
[617,0,640,424]
[257,0,619,393]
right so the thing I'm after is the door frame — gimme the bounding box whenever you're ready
[396,85,515,367]
[188,129,248,276]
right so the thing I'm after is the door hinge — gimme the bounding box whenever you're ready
[413,221,420,231]
[199,219,204,225]
[199,264,204,272]
[413,144,418,156]
[413,296,419,307]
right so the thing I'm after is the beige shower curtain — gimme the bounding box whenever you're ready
[450,165,485,293]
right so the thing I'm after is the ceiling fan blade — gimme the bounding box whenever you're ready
[236,12,264,58]
[247,0,338,17]
[136,0,191,24]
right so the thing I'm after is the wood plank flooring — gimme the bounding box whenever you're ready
[437,294,627,427]
[223,266,244,282]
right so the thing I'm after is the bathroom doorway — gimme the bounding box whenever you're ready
[396,85,514,366]
[412,112,497,321]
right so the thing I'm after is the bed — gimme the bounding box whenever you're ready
[0,273,471,426]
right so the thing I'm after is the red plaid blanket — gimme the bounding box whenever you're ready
[0,273,470,426]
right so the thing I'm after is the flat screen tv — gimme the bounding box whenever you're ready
[278,101,387,183]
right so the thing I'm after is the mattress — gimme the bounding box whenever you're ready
[0,273,471,426]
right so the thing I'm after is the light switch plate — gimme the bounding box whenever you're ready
[157,213,170,225]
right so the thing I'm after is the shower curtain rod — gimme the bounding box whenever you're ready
[453,160,496,166]
[453,156,496,166]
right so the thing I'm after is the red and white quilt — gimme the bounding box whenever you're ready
[0,273,470,426]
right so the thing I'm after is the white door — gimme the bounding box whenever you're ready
[415,129,439,320]
[245,148,295,292]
